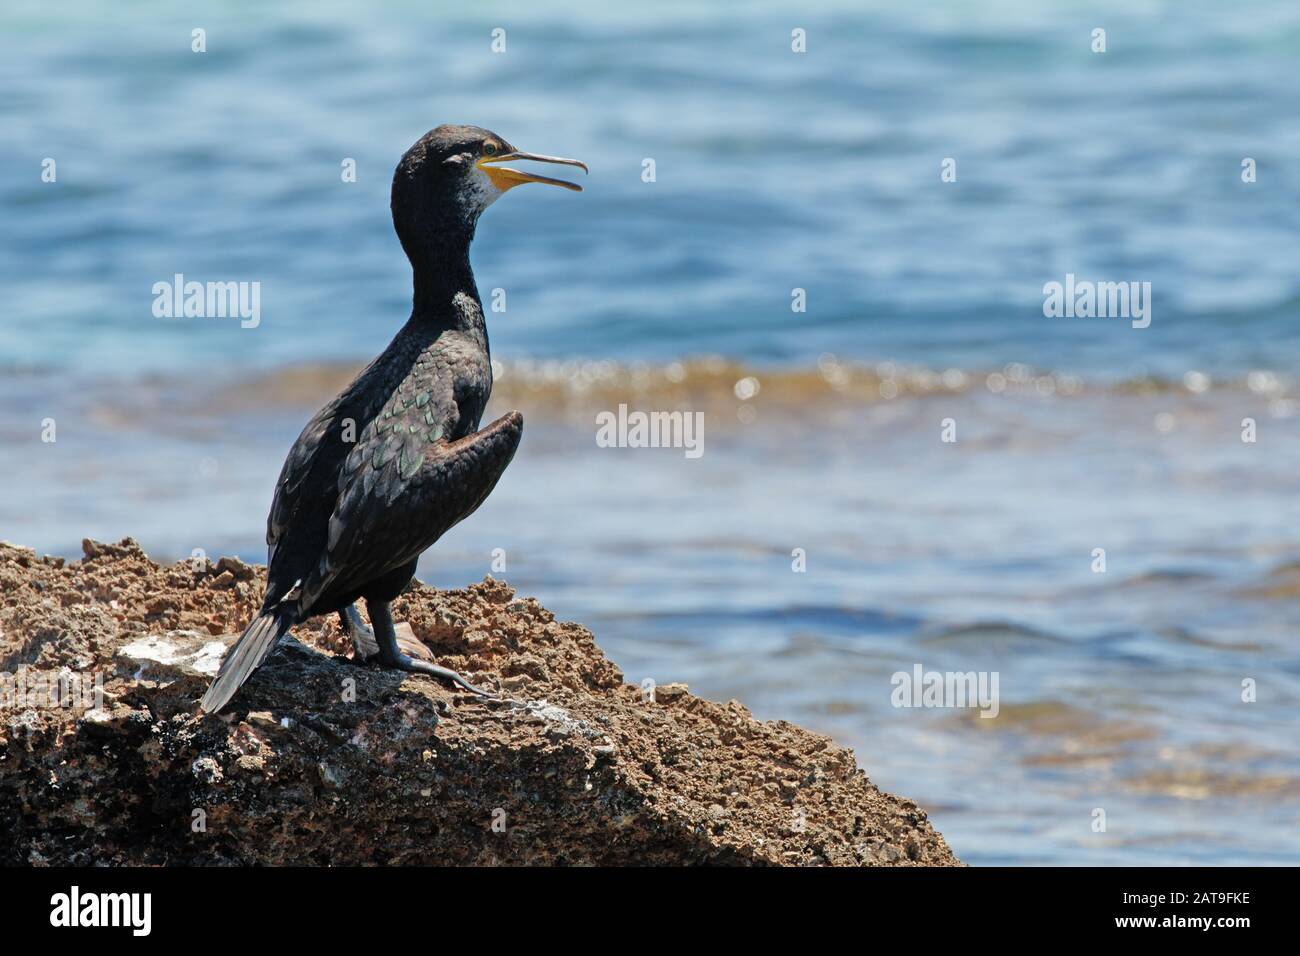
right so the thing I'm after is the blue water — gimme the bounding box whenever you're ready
[3,0,1300,378]
[3,0,1300,866]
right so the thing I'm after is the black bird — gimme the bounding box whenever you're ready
[201,125,586,713]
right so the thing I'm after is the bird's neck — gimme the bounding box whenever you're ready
[407,237,486,342]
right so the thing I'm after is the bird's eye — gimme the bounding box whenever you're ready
[483,142,498,157]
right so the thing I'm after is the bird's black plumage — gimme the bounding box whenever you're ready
[202,125,583,713]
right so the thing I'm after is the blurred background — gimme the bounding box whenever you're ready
[2,0,1299,864]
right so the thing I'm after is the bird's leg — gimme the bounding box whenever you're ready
[340,604,381,659]
[340,603,429,661]
[365,598,496,697]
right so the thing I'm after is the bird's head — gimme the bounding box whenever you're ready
[391,124,586,250]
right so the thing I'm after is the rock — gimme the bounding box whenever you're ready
[655,681,689,701]
[119,631,229,681]
[0,538,961,866]
[214,556,257,582]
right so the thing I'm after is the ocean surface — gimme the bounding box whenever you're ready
[3,0,1299,865]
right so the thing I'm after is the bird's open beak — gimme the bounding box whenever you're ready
[477,151,588,192]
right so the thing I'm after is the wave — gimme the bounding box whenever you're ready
[177,356,1298,417]
[918,620,1069,649]
[4,356,1290,444]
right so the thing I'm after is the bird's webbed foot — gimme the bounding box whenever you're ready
[341,602,437,663]
[364,598,498,698]
[340,604,380,659]
[380,652,497,698]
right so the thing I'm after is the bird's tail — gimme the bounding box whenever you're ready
[200,605,297,713]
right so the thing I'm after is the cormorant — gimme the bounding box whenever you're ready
[201,125,586,713]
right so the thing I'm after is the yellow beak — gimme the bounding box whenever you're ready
[477,151,588,192]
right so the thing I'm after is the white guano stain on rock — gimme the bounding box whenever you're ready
[119,632,230,679]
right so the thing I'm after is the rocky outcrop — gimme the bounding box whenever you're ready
[0,539,960,866]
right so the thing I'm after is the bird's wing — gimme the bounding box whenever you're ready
[264,352,396,601]
[267,399,339,551]
[260,394,358,608]
[298,409,523,612]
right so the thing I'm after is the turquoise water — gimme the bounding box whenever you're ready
[3,0,1300,865]
[4,0,1300,376]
